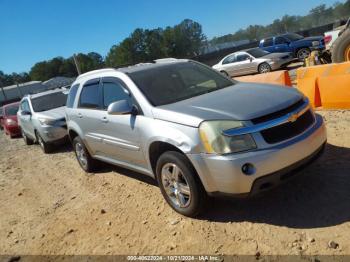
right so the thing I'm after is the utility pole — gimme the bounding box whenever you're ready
[16,82,23,97]
[73,54,81,75]
[0,80,7,102]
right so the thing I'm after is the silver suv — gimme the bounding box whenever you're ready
[66,59,327,217]
[18,89,69,153]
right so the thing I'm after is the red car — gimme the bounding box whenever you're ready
[1,102,21,138]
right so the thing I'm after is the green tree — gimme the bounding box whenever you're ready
[106,19,205,67]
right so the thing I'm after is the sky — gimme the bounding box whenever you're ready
[0,0,340,74]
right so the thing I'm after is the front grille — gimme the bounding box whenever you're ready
[259,110,315,144]
[252,99,305,124]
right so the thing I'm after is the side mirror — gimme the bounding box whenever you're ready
[21,110,31,116]
[249,57,253,62]
[107,100,133,115]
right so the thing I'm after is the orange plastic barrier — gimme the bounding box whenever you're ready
[296,64,332,80]
[318,75,350,109]
[297,78,322,108]
[235,70,292,87]
[327,62,350,76]
[296,62,350,109]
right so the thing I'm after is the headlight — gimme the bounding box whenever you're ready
[38,118,56,126]
[199,121,257,154]
[5,119,17,126]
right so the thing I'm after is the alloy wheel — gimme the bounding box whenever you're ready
[22,130,27,143]
[75,142,88,168]
[38,135,44,149]
[260,64,271,73]
[161,163,191,208]
[298,49,310,60]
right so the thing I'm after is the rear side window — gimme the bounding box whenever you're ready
[79,82,100,109]
[263,38,273,47]
[236,54,250,62]
[102,81,130,109]
[222,54,236,64]
[275,37,288,45]
[66,84,79,108]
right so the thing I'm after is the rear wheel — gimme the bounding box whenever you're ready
[22,129,34,145]
[297,48,311,61]
[156,151,207,217]
[72,136,98,172]
[258,63,271,74]
[36,132,53,154]
[332,29,350,63]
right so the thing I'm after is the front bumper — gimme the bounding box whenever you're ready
[188,114,327,196]
[37,125,68,143]
[269,58,295,70]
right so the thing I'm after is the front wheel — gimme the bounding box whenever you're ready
[36,132,53,154]
[72,136,98,172]
[156,151,207,217]
[297,48,311,61]
[258,63,271,74]
[22,129,34,145]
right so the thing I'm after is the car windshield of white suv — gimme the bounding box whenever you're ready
[246,48,270,58]
[284,33,304,41]
[128,62,235,106]
[31,92,68,112]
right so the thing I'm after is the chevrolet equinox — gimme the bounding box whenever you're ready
[66,59,327,217]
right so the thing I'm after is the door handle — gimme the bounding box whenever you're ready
[101,117,109,123]
[77,113,83,118]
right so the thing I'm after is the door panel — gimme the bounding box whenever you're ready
[99,113,146,167]
[76,78,105,155]
[75,108,105,155]
[19,100,35,138]
[98,77,147,167]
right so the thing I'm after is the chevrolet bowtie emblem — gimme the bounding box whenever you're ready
[288,113,299,123]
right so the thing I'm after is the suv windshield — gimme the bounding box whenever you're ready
[5,105,19,116]
[31,92,68,112]
[246,48,270,58]
[284,33,304,41]
[128,62,234,106]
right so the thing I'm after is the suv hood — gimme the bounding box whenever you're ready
[35,106,66,120]
[153,83,303,127]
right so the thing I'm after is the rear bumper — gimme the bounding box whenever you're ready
[188,114,327,195]
[5,125,21,136]
[269,58,295,70]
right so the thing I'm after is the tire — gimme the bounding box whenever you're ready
[332,29,350,63]
[72,136,98,172]
[297,48,311,61]
[22,129,34,145]
[36,131,53,154]
[156,151,207,217]
[258,63,272,74]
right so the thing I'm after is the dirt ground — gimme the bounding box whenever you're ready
[0,110,350,256]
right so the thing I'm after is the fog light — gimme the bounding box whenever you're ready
[241,163,256,175]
